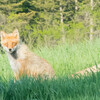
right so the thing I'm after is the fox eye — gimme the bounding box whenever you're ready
[12,42,17,46]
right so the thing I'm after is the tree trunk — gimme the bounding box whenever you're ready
[75,0,78,11]
[60,2,65,43]
[90,18,93,40]
[60,5,63,23]
[90,0,93,40]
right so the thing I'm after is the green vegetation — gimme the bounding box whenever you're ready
[0,0,100,99]
[0,38,100,99]
[1,74,100,100]
[0,0,100,46]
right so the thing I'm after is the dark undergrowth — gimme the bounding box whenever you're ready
[0,72,100,100]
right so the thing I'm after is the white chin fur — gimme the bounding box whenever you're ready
[3,46,9,53]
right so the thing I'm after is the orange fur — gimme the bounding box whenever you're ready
[72,64,100,78]
[0,29,55,79]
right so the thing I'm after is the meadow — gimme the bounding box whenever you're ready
[0,38,100,100]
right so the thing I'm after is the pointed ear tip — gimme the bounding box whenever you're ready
[13,29,19,34]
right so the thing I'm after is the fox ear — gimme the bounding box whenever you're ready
[13,29,19,38]
[0,31,6,39]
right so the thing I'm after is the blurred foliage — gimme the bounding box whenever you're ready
[0,0,100,47]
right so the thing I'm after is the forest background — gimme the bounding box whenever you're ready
[0,0,100,47]
[0,1,100,99]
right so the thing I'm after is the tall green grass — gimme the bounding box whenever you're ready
[1,73,100,100]
[0,38,100,100]
[34,38,100,76]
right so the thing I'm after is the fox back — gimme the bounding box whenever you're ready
[0,29,55,79]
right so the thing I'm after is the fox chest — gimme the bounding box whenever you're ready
[7,53,21,74]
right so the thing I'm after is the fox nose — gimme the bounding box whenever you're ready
[9,49,12,51]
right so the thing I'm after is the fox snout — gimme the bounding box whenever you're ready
[7,44,18,53]
[9,49,12,51]
[8,48,13,53]
[2,45,16,53]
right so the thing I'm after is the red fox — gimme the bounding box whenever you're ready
[72,64,100,77]
[0,29,55,79]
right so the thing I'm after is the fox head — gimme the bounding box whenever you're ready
[0,29,19,53]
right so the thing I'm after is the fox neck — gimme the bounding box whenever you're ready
[6,44,21,74]
[7,44,20,59]
[10,50,18,59]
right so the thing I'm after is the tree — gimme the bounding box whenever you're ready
[90,0,94,40]
[75,0,78,11]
